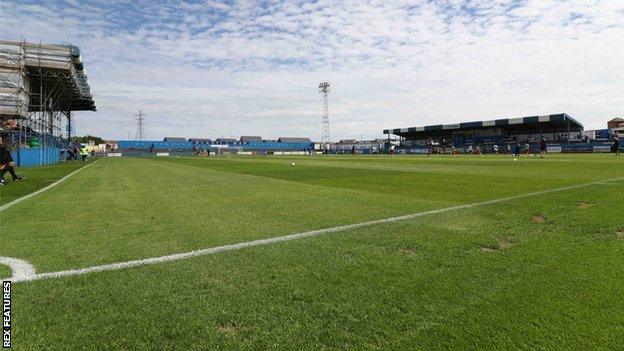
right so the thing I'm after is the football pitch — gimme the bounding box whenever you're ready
[1,154,623,350]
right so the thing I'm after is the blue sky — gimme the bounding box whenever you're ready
[1,0,623,140]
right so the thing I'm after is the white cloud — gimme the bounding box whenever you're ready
[1,0,623,140]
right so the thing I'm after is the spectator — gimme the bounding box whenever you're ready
[1,119,18,131]
[66,145,76,160]
[0,137,24,186]
[80,145,89,161]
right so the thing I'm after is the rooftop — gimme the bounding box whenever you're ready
[384,113,583,136]
[0,40,96,117]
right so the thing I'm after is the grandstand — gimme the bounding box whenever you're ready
[0,40,96,166]
[384,113,619,154]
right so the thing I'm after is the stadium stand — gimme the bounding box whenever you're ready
[0,40,96,166]
[384,113,621,154]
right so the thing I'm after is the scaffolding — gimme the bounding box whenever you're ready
[0,40,96,165]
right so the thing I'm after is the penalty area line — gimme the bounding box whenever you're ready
[10,175,624,283]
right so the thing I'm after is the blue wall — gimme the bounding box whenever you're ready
[118,140,313,151]
[11,147,61,167]
[119,140,194,149]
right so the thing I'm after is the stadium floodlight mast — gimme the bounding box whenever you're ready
[135,110,146,141]
[318,81,331,146]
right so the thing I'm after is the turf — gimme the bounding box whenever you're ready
[0,264,10,279]
[0,159,96,205]
[2,154,624,349]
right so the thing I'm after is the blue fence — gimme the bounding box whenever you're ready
[11,147,61,167]
[118,140,313,151]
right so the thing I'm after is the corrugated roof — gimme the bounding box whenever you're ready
[240,136,263,142]
[278,137,312,143]
[384,113,583,135]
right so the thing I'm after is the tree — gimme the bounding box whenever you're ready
[71,135,106,145]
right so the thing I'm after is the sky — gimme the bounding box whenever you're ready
[1,0,623,141]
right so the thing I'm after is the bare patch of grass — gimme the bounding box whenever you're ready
[532,214,547,223]
[497,238,515,249]
[578,202,592,209]
[480,238,516,252]
[217,322,240,335]
[480,246,497,253]
[399,247,417,254]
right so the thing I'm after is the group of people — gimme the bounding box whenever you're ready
[509,138,548,158]
[440,138,549,158]
[192,146,211,157]
[64,144,91,161]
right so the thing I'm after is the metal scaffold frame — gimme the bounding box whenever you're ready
[0,40,96,165]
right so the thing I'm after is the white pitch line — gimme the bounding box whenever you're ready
[0,256,36,281]
[0,158,100,213]
[8,175,624,283]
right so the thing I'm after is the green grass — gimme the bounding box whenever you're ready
[0,159,96,205]
[0,264,10,279]
[2,154,624,349]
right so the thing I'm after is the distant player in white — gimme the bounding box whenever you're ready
[493,144,499,156]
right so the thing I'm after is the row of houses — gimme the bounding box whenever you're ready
[162,136,313,145]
